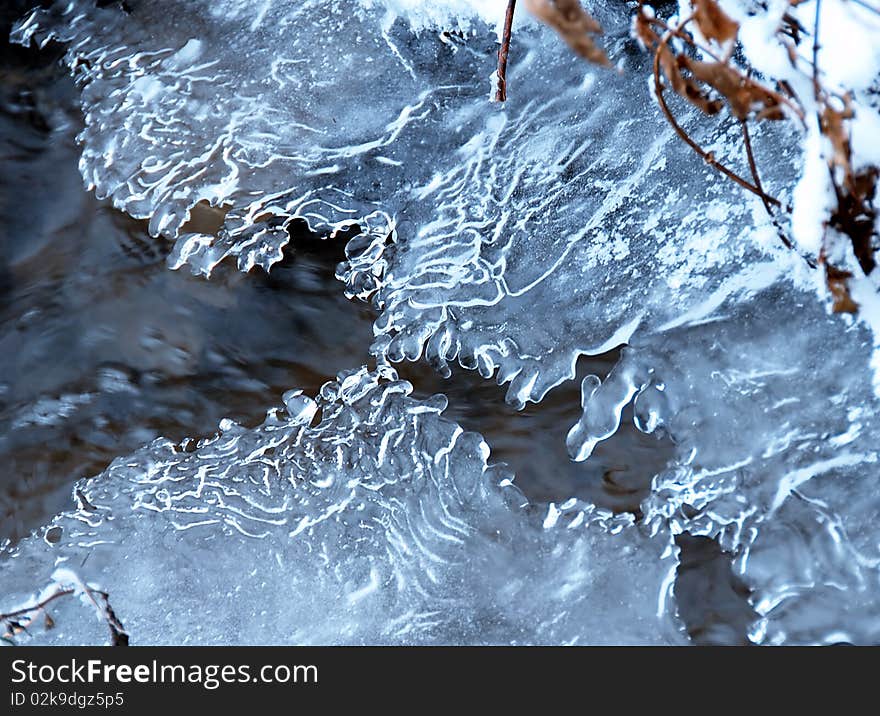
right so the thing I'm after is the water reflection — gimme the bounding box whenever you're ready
[0,33,375,539]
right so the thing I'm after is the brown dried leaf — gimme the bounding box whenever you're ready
[662,54,722,114]
[826,265,859,313]
[633,8,661,49]
[755,104,786,121]
[680,58,782,119]
[780,12,804,44]
[692,0,739,45]
[821,97,855,175]
[821,96,876,277]
[830,167,878,276]
[635,9,715,112]
[525,0,610,66]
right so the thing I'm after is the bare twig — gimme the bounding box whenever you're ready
[850,0,880,17]
[1,579,128,646]
[80,586,129,646]
[742,120,813,259]
[495,0,517,102]
[644,13,804,122]
[652,27,783,207]
[741,121,772,215]
[0,588,74,622]
[811,0,822,103]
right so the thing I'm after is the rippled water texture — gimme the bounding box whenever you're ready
[2,0,880,645]
[0,22,375,542]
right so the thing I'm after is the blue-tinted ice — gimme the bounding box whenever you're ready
[4,0,880,644]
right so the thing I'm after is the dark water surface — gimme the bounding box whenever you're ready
[0,13,753,642]
[0,26,376,541]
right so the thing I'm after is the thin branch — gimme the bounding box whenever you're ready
[80,587,129,646]
[652,28,783,207]
[850,0,880,17]
[741,119,796,253]
[812,0,832,269]
[645,14,804,122]
[495,0,517,102]
[0,588,74,622]
[1,580,129,646]
[742,120,814,261]
[646,15,725,62]
[741,121,772,215]
[812,0,822,103]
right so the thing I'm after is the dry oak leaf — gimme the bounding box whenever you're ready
[635,9,722,114]
[525,0,610,66]
[633,7,661,50]
[680,57,783,119]
[692,0,739,45]
[821,96,855,175]
[825,264,859,313]
[668,55,724,114]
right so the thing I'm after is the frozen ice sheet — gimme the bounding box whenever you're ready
[8,0,880,644]
[0,366,682,645]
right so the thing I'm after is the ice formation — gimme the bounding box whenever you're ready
[0,366,681,645]
[3,0,880,644]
